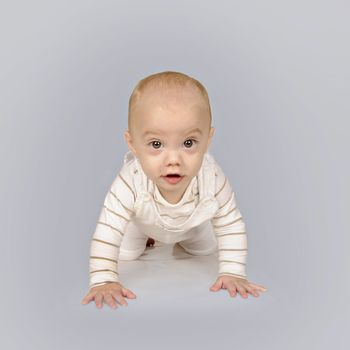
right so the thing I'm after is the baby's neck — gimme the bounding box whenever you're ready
[161,190,185,204]
[156,176,194,204]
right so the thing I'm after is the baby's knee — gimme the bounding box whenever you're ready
[118,248,145,261]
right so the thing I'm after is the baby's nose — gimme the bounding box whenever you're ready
[165,150,181,166]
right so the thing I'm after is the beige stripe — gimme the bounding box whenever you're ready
[118,174,136,201]
[213,216,243,228]
[97,221,124,237]
[213,206,236,220]
[219,260,246,266]
[109,190,133,214]
[182,198,196,205]
[90,281,118,288]
[216,231,246,237]
[90,269,119,275]
[215,177,227,197]
[218,272,247,279]
[103,205,130,222]
[90,256,118,263]
[218,248,248,252]
[92,238,120,248]
[218,192,233,209]
[160,213,191,220]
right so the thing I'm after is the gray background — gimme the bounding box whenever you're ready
[1,0,349,349]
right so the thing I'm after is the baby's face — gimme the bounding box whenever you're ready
[124,88,215,204]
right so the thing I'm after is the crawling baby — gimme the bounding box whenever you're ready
[82,71,267,309]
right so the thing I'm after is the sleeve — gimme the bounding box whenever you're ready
[211,163,248,280]
[88,165,136,290]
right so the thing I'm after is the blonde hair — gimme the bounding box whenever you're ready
[128,71,212,129]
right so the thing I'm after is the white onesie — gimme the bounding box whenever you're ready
[89,151,248,289]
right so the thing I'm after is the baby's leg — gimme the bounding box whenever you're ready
[178,220,218,256]
[119,220,149,260]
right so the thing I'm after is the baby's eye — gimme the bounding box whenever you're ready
[150,140,162,149]
[184,139,197,148]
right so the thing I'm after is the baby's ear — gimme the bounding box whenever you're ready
[209,127,215,139]
[206,127,215,150]
[124,130,137,155]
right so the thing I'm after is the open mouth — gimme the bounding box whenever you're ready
[163,174,183,184]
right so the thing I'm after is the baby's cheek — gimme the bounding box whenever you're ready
[191,154,205,169]
[147,148,162,156]
[142,161,161,178]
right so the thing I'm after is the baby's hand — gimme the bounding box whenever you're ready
[81,282,137,309]
[209,275,267,298]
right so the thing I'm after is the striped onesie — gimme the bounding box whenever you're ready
[89,151,248,289]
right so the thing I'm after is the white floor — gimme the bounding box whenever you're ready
[8,240,344,350]
[118,240,222,299]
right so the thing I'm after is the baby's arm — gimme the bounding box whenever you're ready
[210,163,267,297]
[82,166,136,308]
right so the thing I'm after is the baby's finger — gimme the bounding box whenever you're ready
[236,284,248,298]
[112,292,128,307]
[104,294,118,309]
[228,285,237,297]
[223,281,236,296]
[249,283,268,292]
[245,285,260,297]
[81,292,94,305]
[122,288,137,299]
[94,292,104,309]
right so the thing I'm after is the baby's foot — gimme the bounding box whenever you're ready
[146,238,155,247]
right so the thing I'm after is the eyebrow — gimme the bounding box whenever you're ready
[142,128,203,138]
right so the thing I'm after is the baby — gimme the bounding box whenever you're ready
[81,71,267,309]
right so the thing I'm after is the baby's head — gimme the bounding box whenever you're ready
[124,71,215,204]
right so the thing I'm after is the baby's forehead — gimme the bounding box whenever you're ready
[146,81,204,99]
[129,84,211,132]
[139,122,205,140]
[141,115,202,128]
